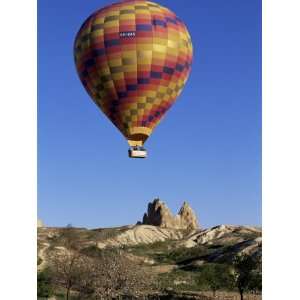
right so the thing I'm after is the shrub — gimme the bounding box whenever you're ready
[196,263,233,295]
[37,269,53,298]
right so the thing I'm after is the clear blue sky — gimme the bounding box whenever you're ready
[38,0,261,229]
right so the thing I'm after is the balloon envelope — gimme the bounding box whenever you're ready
[74,0,193,147]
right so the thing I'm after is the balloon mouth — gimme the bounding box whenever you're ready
[127,127,151,147]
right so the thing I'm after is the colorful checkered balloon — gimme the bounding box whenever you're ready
[74,0,193,147]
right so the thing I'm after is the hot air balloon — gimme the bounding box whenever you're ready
[74,0,193,158]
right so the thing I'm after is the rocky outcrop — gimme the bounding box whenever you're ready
[97,225,185,248]
[178,225,261,249]
[141,198,199,230]
[37,218,44,228]
[178,201,199,230]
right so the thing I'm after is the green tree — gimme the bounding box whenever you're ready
[248,270,262,294]
[231,253,260,300]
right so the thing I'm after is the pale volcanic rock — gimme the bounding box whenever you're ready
[98,225,184,247]
[180,225,261,247]
[37,218,44,228]
[141,198,200,230]
[178,201,199,230]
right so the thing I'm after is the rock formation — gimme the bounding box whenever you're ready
[141,198,199,230]
[178,201,199,230]
[37,218,44,228]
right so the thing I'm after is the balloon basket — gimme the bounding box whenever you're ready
[128,147,147,158]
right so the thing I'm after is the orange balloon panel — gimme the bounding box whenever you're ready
[74,0,193,146]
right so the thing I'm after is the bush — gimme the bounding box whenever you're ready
[80,245,103,257]
[196,263,233,294]
[37,269,53,298]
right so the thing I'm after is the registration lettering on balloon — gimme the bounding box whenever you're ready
[119,31,136,38]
